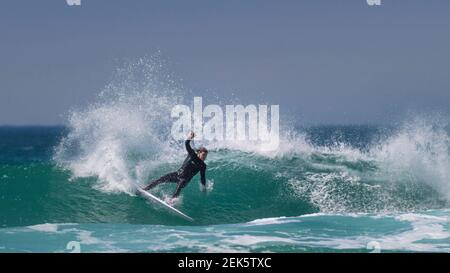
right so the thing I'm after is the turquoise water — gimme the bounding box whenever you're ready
[0,123,449,253]
[1,211,449,253]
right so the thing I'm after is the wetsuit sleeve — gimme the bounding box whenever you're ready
[185,139,196,157]
[200,166,206,186]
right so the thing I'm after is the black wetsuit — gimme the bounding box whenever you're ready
[145,140,206,198]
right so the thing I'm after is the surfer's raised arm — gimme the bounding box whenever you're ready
[185,132,196,157]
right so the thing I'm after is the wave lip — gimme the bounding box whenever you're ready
[50,58,449,222]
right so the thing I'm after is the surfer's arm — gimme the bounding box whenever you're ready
[200,167,206,187]
[185,139,196,157]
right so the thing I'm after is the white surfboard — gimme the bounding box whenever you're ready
[135,186,194,222]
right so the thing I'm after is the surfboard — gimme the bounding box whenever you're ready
[135,186,194,222]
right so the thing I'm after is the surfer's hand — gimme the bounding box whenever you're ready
[187,131,195,140]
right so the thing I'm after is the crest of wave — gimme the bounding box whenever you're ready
[288,115,450,213]
[54,57,183,194]
[370,116,450,201]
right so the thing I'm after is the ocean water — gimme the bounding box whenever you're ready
[0,60,449,253]
[0,123,449,253]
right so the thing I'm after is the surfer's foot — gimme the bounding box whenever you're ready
[167,197,179,206]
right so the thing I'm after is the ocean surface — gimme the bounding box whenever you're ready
[0,59,449,253]
[0,122,449,253]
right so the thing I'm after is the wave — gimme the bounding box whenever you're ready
[50,58,449,225]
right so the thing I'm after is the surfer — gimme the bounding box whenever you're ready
[144,131,208,198]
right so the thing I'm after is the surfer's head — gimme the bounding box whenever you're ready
[197,147,208,161]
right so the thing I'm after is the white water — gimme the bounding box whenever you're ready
[54,58,450,216]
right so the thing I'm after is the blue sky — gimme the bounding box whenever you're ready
[1,0,449,125]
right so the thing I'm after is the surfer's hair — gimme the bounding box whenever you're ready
[197,147,208,154]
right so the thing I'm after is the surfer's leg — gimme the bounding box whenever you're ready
[144,172,178,190]
[172,179,189,198]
